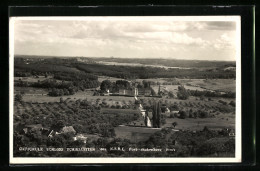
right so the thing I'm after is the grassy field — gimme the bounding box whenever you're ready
[101,108,139,115]
[150,84,205,95]
[139,96,235,109]
[162,114,235,131]
[98,76,125,82]
[136,78,235,93]
[15,87,136,103]
[114,126,160,143]
[14,87,48,95]
[179,79,236,92]
[14,76,51,83]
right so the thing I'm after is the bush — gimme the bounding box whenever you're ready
[15,94,23,102]
[168,91,175,98]
[229,101,235,107]
[198,110,209,118]
[218,100,227,105]
[177,85,190,100]
[179,110,187,119]
[170,104,179,111]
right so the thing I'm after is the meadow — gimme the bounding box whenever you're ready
[163,115,235,131]
[114,126,160,143]
[179,79,236,92]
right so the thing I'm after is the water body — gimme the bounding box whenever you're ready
[97,61,191,70]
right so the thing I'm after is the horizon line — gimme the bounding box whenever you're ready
[14,54,236,62]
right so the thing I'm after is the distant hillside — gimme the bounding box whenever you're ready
[14,55,236,69]
[92,57,236,68]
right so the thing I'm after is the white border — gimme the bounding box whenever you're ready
[9,16,241,164]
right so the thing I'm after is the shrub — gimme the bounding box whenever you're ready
[198,110,209,118]
[218,100,227,105]
[15,94,23,102]
[179,110,187,119]
[229,101,235,107]
[177,85,190,100]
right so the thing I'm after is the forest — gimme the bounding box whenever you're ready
[15,56,236,80]
[75,63,235,79]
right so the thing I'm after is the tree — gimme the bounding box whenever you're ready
[172,122,178,128]
[168,91,175,98]
[198,110,209,118]
[203,126,209,132]
[142,80,151,88]
[100,80,112,92]
[15,94,23,102]
[157,101,161,128]
[177,85,190,100]
[189,109,193,118]
[48,135,66,148]
[179,110,187,119]
[152,101,158,128]
[115,80,131,90]
[51,120,65,132]
[170,104,179,111]
[151,88,156,96]
[229,100,235,107]
[144,111,148,126]
[152,101,162,128]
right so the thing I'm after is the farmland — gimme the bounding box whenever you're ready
[13,56,236,157]
[114,126,160,143]
[179,79,236,92]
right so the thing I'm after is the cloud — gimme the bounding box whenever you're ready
[170,33,208,46]
[213,33,235,50]
[205,21,236,30]
[13,18,237,60]
[169,21,236,31]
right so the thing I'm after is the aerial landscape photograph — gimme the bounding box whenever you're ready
[11,17,239,159]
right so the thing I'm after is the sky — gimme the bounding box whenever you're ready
[12,17,239,61]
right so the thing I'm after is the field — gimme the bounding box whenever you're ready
[14,76,50,83]
[151,84,206,95]
[14,88,92,103]
[98,76,124,83]
[179,79,236,92]
[163,115,235,131]
[114,126,160,143]
[138,78,235,93]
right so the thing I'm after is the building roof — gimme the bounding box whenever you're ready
[60,126,76,133]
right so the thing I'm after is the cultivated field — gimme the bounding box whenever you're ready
[14,76,50,82]
[163,115,235,131]
[114,126,160,143]
[179,79,236,92]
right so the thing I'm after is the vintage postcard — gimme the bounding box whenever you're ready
[9,16,241,164]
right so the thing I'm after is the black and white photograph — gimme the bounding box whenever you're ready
[9,16,241,164]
